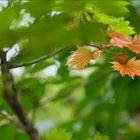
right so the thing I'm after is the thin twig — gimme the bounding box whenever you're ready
[0,112,18,125]
[87,43,111,51]
[38,96,55,107]
[10,48,66,69]
[8,44,112,69]
[0,111,25,129]
[88,43,115,55]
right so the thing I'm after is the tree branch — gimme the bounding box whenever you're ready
[7,44,112,69]
[9,44,111,69]
[0,111,25,130]
[10,48,66,69]
[0,112,18,126]
[0,50,40,140]
[88,43,115,55]
[87,43,111,51]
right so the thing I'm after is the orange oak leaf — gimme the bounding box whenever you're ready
[67,46,102,70]
[128,35,140,53]
[107,27,131,48]
[113,52,128,64]
[111,56,140,79]
[90,50,102,59]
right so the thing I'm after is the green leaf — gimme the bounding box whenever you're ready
[22,0,54,18]
[0,124,29,140]
[95,12,135,35]
[26,60,54,73]
[91,1,129,17]
[94,132,109,140]
[71,21,108,44]
[0,124,16,140]
[0,2,22,48]
[94,12,114,25]
[111,19,135,35]
[45,129,72,140]
[17,78,45,111]
[10,14,72,64]
[0,3,21,32]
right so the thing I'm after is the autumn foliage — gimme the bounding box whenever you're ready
[68,27,140,78]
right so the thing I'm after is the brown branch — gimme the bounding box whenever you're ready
[7,44,112,69]
[0,50,40,140]
[9,72,18,99]
[87,43,111,51]
[88,43,115,55]
[10,48,66,69]
[9,44,111,69]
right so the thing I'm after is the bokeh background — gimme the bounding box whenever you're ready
[0,0,140,140]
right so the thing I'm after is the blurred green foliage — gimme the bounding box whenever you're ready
[0,0,140,140]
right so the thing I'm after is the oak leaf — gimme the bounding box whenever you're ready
[107,27,131,48]
[67,46,102,70]
[111,57,140,79]
[128,35,140,53]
